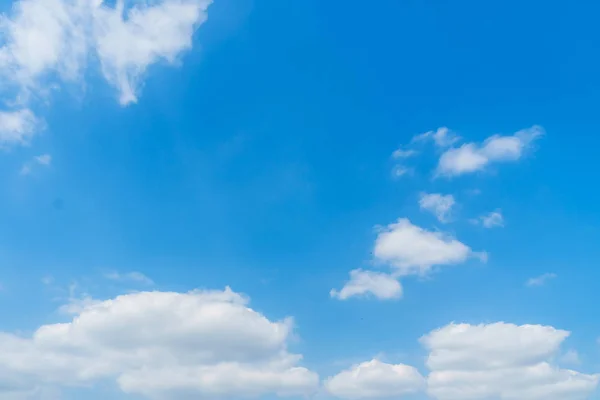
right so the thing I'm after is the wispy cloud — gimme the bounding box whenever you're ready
[105,271,154,285]
[419,193,456,223]
[526,273,557,287]
[471,210,504,228]
[20,153,52,175]
[412,127,460,148]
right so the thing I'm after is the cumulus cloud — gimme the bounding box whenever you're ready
[0,0,212,146]
[419,193,456,223]
[374,218,486,276]
[325,359,425,399]
[421,322,598,400]
[0,287,318,399]
[436,125,544,177]
[330,269,402,301]
[526,273,557,287]
[332,219,485,300]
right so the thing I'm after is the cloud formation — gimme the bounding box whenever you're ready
[436,126,544,177]
[471,210,505,228]
[0,0,212,147]
[374,218,486,276]
[0,287,318,398]
[527,273,557,287]
[330,269,402,300]
[332,219,486,300]
[412,127,460,148]
[329,322,598,400]
[325,359,425,399]
[419,193,456,223]
[422,322,598,400]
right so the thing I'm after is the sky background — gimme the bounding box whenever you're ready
[0,0,600,399]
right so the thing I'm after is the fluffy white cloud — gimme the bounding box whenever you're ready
[325,359,425,399]
[421,322,599,400]
[419,193,456,223]
[412,127,460,148]
[330,269,402,301]
[436,126,544,177]
[0,287,318,399]
[332,219,485,300]
[526,273,557,287]
[374,218,486,276]
[0,0,212,146]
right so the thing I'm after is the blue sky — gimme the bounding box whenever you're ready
[0,0,599,399]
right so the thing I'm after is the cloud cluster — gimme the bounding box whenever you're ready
[0,0,212,146]
[326,322,599,400]
[422,323,598,400]
[0,287,318,399]
[436,126,544,177]
[332,218,486,300]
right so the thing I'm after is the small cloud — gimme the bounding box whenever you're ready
[436,125,544,177]
[392,149,418,159]
[526,273,557,287]
[0,109,39,147]
[35,154,52,165]
[331,269,402,301]
[20,153,52,175]
[419,193,456,223]
[105,271,154,285]
[472,210,504,228]
[391,165,413,178]
[412,127,460,148]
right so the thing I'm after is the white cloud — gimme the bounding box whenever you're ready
[421,322,598,400]
[0,287,318,398]
[93,0,211,105]
[526,273,557,287]
[436,125,544,177]
[105,271,154,285]
[325,359,425,399]
[20,153,51,175]
[374,218,486,276]
[0,0,212,146]
[392,149,417,159]
[471,210,504,228]
[391,165,413,178]
[0,109,39,146]
[330,269,402,301]
[419,193,456,223]
[412,127,460,148]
